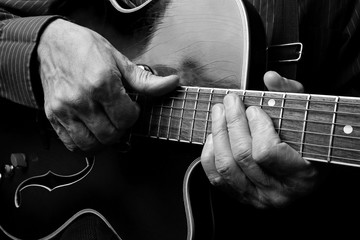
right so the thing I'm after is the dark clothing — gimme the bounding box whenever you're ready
[1,0,360,239]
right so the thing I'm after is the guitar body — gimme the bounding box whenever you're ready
[0,0,266,239]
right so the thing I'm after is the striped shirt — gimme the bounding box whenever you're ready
[1,0,360,109]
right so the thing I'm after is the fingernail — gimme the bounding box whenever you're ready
[223,94,236,108]
[246,106,260,121]
[212,104,224,121]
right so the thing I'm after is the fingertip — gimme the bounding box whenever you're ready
[263,71,283,91]
[245,106,261,122]
[144,74,180,96]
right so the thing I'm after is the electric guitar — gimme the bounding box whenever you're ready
[1,0,360,239]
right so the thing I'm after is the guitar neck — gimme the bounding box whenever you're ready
[131,86,360,167]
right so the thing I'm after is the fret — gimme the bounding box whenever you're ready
[277,93,286,136]
[302,95,337,161]
[331,96,360,166]
[299,95,311,156]
[177,87,188,142]
[259,91,265,108]
[327,97,339,162]
[278,93,309,153]
[202,88,214,144]
[156,97,165,138]
[166,96,175,140]
[241,89,246,102]
[189,88,201,143]
[132,86,360,168]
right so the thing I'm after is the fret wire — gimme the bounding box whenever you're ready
[144,123,360,157]
[150,107,360,129]
[203,89,214,143]
[273,127,360,141]
[156,96,360,117]
[328,97,339,163]
[241,89,246,101]
[129,87,360,108]
[173,87,360,107]
[278,93,286,137]
[177,87,188,141]
[260,92,265,109]
[285,140,360,156]
[147,110,360,142]
[166,96,175,140]
[285,141,360,163]
[300,94,311,156]
[156,95,165,138]
[189,88,201,143]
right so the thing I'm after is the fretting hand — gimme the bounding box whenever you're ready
[200,71,318,208]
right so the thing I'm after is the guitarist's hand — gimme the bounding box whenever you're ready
[37,19,179,152]
[200,71,317,208]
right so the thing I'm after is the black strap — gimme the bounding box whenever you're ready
[267,0,301,80]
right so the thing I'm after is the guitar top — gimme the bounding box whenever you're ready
[0,0,266,239]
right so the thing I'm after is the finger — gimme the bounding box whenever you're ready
[247,106,313,178]
[223,94,252,162]
[223,94,268,186]
[75,101,123,145]
[47,115,77,151]
[56,115,101,152]
[246,106,281,162]
[92,71,141,131]
[114,52,179,96]
[211,104,243,183]
[264,71,304,93]
[200,134,224,186]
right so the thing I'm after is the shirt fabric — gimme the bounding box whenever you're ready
[0,0,146,109]
[1,0,360,107]
[1,1,360,239]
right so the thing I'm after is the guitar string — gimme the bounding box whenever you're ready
[147,106,360,129]
[141,132,360,163]
[129,88,360,108]
[173,88,360,107]
[148,114,360,142]
[129,90,360,163]
[131,87,360,107]
[138,133,360,164]
[149,118,360,148]
[143,115,360,155]
[130,93,360,118]
[151,96,360,117]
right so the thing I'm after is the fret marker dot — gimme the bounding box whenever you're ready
[343,125,353,134]
[268,99,276,106]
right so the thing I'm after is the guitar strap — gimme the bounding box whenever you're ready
[267,0,302,80]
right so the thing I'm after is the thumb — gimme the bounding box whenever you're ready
[264,71,304,93]
[115,52,179,96]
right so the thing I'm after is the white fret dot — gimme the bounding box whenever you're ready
[343,125,353,134]
[268,99,276,106]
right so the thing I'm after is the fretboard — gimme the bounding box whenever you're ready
[131,86,360,167]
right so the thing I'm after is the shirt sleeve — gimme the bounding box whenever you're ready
[0,14,61,108]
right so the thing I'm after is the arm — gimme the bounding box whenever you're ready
[0,1,179,152]
[0,4,61,108]
[37,19,179,151]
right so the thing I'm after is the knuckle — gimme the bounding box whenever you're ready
[233,147,253,164]
[252,143,276,163]
[208,175,224,187]
[211,126,227,139]
[216,161,232,177]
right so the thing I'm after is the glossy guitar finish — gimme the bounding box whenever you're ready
[0,0,266,239]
